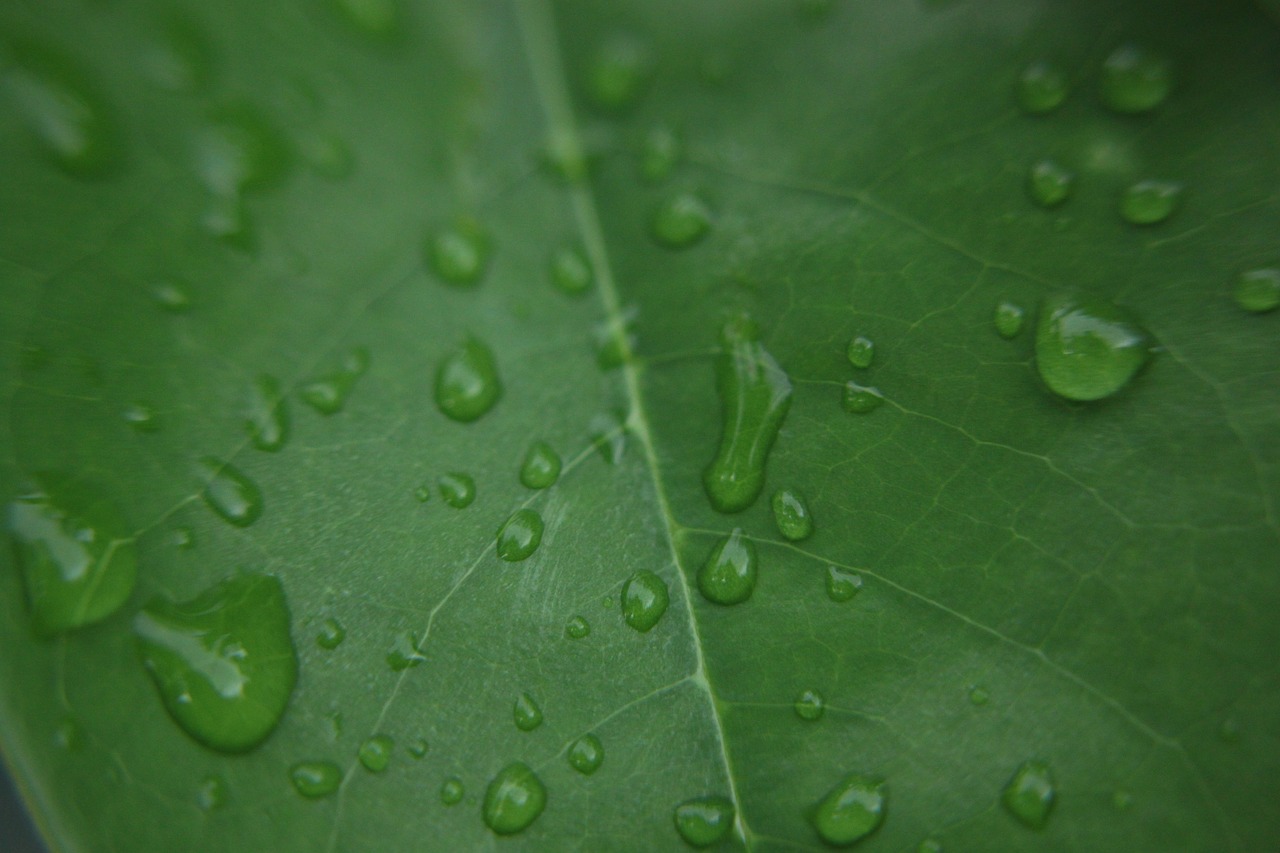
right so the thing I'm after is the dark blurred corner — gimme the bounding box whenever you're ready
[1,763,45,853]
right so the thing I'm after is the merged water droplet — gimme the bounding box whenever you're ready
[386,631,426,670]
[549,245,593,296]
[698,529,758,606]
[1027,160,1074,209]
[133,571,297,753]
[1100,43,1172,114]
[811,774,887,847]
[825,565,863,602]
[565,615,591,639]
[317,617,346,650]
[196,775,227,812]
[673,796,735,848]
[1034,292,1153,401]
[408,737,429,758]
[1017,60,1068,114]
[123,402,160,433]
[426,219,489,286]
[496,509,544,562]
[300,347,369,415]
[436,338,502,422]
[244,375,288,451]
[440,777,465,805]
[358,734,394,772]
[794,688,826,721]
[290,761,342,798]
[1119,180,1182,225]
[513,692,544,732]
[621,570,669,632]
[197,458,263,527]
[1002,760,1055,829]
[842,381,883,414]
[568,733,604,775]
[640,125,681,183]
[482,762,547,835]
[994,301,1026,339]
[1235,269,1280,314]
[519,442,562,489]
[772,489,814,541]
[651,192,712,249]
[438,472,476,508]
[846,336,874,369]
[586,35,653,111]
[7,474,137,636]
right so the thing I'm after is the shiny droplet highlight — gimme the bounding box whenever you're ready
[674,796,735,848]
[697,529,758,606]
[497,509,544,562]
[1002,760,1055,829]
[198,458,263,527]
[811,774,887,847]
[436,338,502,422]
[569,734,604,775]
[1034,293,1152,401]
[482,762,546,835]
[622,570,669,632]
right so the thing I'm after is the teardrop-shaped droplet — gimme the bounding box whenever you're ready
[1034,293,1152,401]
[245,374,288,451]
[290,761,341,798]
[994,301,1026,339]
[438,472,476,508]
[846,336,874,369]
[652,192,711,248]
[565,615,591,639]
[519,442,562,489]
[640,125,681,182]
[300,347,369,415]
[1017,60,1068,114]
[196,774,228,811]
[426,219,489,286]
[811,774,887,847]
[134,571,297,753]
[1235,269,1280,314]
[316,617,346,650]
[698,529,758,606]
[550,245,592,296]
[825,565,863,602]
[794,688,826,721]
[358,734,394,772]
[1119,180,1182,225]
[842,381,883,414]
[674,796,735,848]
[1027,160,1074,209]
[123,402,160,433]
[569,733,604,775]
[622,570,669,632]
[772,489,814,541]
[436,338,502,422]
[197,458,263,527]
[497,509,544,562]
[586,35,653,111]
[513,692,544,731]
[441,777,465,805]
[482,762,547,836]
[1100,43,1172,114]
[1002,760,1055,829]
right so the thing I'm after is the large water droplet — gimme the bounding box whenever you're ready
[196,775,227,811]
[386,631,425,670]
[703,318,792,513]
[842,381,883,414]
[826,565,863,602]
[7,474,137,636]
[1017,60,1068,114]
[772,489,814,541]
[1002,760,1055,829]
[482,762,547,835]
[568,733,604,775]
[358,734,394,772]
[673,796,735,848]
[300,347,369,415]
[317,617,346,650]
[811,774,887,847]
[1100,43,1172,114]
[245,374,288,451]
[586,35,653,111]
[197,458,263,527]
[652,192,712,248]
[565,615,591,640]
[426,219,489,286]
[290,761,341,798]
[123,402,160,433]
[640,125,681,183]
[993,301,1026,339]
[1236,269,1280,314]
[133,571,297,753]
[1119,180,1182,225]
[436,338,502,422]
[698,529,758,606]
[513,692,544,731]
[550,245,592,296]
[497,509,544,562]
[438,472,476,508]
[1034,293,1152,401]
[1027,160,1074,209]
[520,442,562,489]
[622,570,669,632]
[794,689,825,721]
[846,336,874,369]
[441,777,464,805]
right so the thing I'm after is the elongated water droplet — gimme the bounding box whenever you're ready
[674,796,735,848]
[123,402,160,433]
[1120,180,1182,225]
[520,442,562,489]
[622,570,669,632]
[408,737,429,758]
[387,631,425,670]
[196,775,227,811]
[550,245,592,296]
[359,734,394,772]
[846,336,874,369]
[994,301,1026,339]
[317,617,346,650]
[436,338,502,422]
[640,125,681,182]
[482,762,546,835]
[586,35,653,111]
[1018,60,1068,114]
[134,571,297,753]
[1027,160,1074,208]
[7,474,137,636]
[497,509,544,562]
[652,192,711,248]
[426,219,489,286]
[151,282,192,313]
[245,375,288,451]
[698,529,758,606]
[441,777,464,805]
[290,761,341,798]
[772,489,814,541]
[438,472,476,508]
[565,615,591,639]
[569,733,604,775]
[842,381,883,414]
[1002,760,1055,829]
[198,458,263,527]
[1235,269,1280,314]
[513,693,543,731]
[194,103,291,196]
[1035,293,1152,401]
[1100,43,1172,114]
[300,347,369,415]
[826,565,862,602]
[795,689,825,721]
[811,774,887,847]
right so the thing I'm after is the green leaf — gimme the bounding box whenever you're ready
[1,0,1277,851]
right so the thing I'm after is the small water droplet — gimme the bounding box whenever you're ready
[811,773,887,847]
[53,718,81,751]
[408,737,429,758]
[496,509,544,562]
[194,103,291,196]
[151,282,193,313]
[673,796,735,848]
[698,529,758,606]
[197,457,263,527]
[1002,760,1055,829]
[1034,292,1152,401]
[1100,43,1172,114]
[550,245,592,296]
[436,338,502,422]
[825,565,863,602]
[994,301,1026,339]
[426,219,489,286]
[595,309,637,371]
[1112,790,1133,810]
[513,692,544,731]
[1026,160,1074,208]
[622,570,669,632]
[301,133,354,180]
[134,571,297,753]
[413,485,431,503]
[917,839,943,853]
[1119,180,1182,225]
[772,489,814,541]
[123,402,160,433]
[842,381,883,414]
[245,375,288,451]
[438,472,476,508]
[196,774,227,811]
[846,335,874,369]
[651,192,711,248]
[1218,717,1240,743]
[565,615,591,639]
[290,761,342,798]
[539,129,589,184]
[327,711,344,741]
[171,526,196,550]
[441,776,465,805]
[358,734,394,772]
[317,617,346,650]
[586,35,653,111]
[300,347,369,415]
[482,762,547,835]
[1016,61,1068,115]
[969,686,989,706]
[332,0,403,40]
[1234,268,1280,314]
[602,594,615,609]
[640,125,681,182]
[568,733,604,775]
[519,442,562,490]
[387,631,426,670]
[794,689,825,721]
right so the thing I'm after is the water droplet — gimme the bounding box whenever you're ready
[197,457,263,527]
[358,734,394,772]
[134,571,297,753]
[640,125,681,182]
[436,338,502,422]
[199,193,254,248]
[1017,60,1068,114]
[811,773,887,847]
[413,485,431,503]
[482,762,547,835]
[408,737,429,758]
[569,733,604,775]
[846,336,874,369]
[327,711,344,741]
[540,129,589,184]
[1034,292,1153,401]
[794,689,825,721]
[145,17,213,93]
[1235,269,1280,314]
[290,761,342,798]
[387,631,426,670]
[53,718,81,751]
[7,474,137,636]
[1218,717,1240,743]
[698,528,758,606]
[426,219,489,286]
[519,442,562,490]
[1027,160,1074,208]
[300,347,369,415]
[994,301,1026,339]
[438,472,476,508]
[594,309,638,371]
[301,133,354,180]
[151,282,193,313]
[513,692,544,731]
[171,527,196,550]
[1002,760,1055,829]
[565,615,591,640]
[332,0,403,40]
[917,839,943,853]
[1100,43,1172,114]
[602,594,615,609]
[969,685,989,706]
[673,796,735,848]
[440,777,465,805]
[245,375,288,451]
[622,570,669,632]
[550,245,592,296]
[1112,790,1133,810]
[825,565,863,602]
[1119,180,1182,225]
[123,402,160,433]
[772,489,814,542]
[651,192,711,248]
[842,381,883,414]
[586,35,653,111]
[196,775,227,811]
[317,617,346,650]
[194,103,291,196]
[497,509,544,562]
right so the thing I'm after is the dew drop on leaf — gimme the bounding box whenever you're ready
[407,737,429,759]
[197,457,263,527]
[1100,43,1172,114]
[568,733,604,775]
[122,401,160,433]
[1034,292,1153,401]
[651,192,712,249]
[195,774,227,812]
[673,795,735,848]
[331,0,403,41]
[245,374,288,451]
[621,570,669,632]
[290,761,342,799]
[1234,268,1280,313]
[565,615,591,639]
[917,838,943,853]
[1119,180,1182,225]
[794,688,826,721]
[301,133,354,180]
[969,685,990,706]
[426,219,490,286]
[826,565,863,603]
[586,34,653,111]
[151,281,193,313]
[144,17,213,94]
[171,526,195,550]
[358,734,394,772]
[413,485,431,503]
[1112,790,1133,810]
[386,631,426,671]
[846,335,875,369]
[133,571,297,753]
[842,381,883,414]
[811,773,887,847]
[194,103,292,196]
[438,472,476,508]
[496,509,544,562]
[435,338,502,422]
[698,528,758,606]
[772,489,814,541]
[1026,160,1074,208]
[1017,60,1068,114]
[993,301,1026,339]
[317,617,346,650]
[482,762,547,835]
[519,441,562,489]
[640,124,681,183]
[549,244,593,296]
[440,777,464,806]
[300,347,369,415]
[1001,760,1055,829]
[513,692,544,732]
[53,718,81,752]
